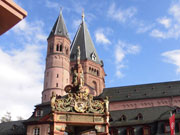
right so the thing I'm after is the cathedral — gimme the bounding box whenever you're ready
[1,10,180,135]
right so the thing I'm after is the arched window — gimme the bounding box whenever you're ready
[56,83,58,87]
[92,68,94,73]
[60,44,63,52]
[92,81,97,91]
[119,115,126,121]
[97,70,99,76]
[136,113,143,120]
[56,44,59,51]
[89,67,91,72]
[94,69,96,73]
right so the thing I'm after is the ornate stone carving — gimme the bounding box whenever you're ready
[50,46,109,114]
[51,91,105,114]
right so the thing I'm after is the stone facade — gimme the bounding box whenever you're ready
[42,12,71,103]
[2,10,180,135]
[42,11,105,103]
[42,35,70,103]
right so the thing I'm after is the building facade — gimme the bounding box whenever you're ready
[1,10,180,135]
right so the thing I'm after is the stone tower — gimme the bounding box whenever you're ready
[70,13,105,96]
[42,11,70,103]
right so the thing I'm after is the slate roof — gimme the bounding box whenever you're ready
[99,81,180,102]
[25,102,51,123]
[0,120,26,135]
[70,17,101,65]
[48,10,69,39]
[110,106,179,127]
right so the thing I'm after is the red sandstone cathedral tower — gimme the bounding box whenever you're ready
[70,13,105,96]
[42,11,71,103]
[42,11,105,103]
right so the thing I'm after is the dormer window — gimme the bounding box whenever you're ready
[91,52,96,61]
[35,110,43,117]
[119,115,126,121]
[136,113,143,120]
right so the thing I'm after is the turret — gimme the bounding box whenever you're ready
[42,10,70,103]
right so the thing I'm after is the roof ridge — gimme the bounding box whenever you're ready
[82,20,87,59]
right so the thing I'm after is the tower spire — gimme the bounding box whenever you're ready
[70,12,101,65]
[82,9,85,21]
[48,8,69,39]
[70,12,105,96]
[42,9,71,103]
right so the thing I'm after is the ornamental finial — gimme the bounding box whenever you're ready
[82,9,85,21]
[60,7,63,14]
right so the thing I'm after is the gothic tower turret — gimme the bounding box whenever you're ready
[42,10,70,103]
[70,13,105,96]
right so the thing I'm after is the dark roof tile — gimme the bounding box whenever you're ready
[48,10,69,39]
[99,81,180,102]
[70,18,101,65]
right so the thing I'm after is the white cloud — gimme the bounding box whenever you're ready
[150,0,180,39]
[0,19,46,120]
[45,0,60,9]
[150,29,166,38]
[0,45,44,120]
[108,3,137,23]
[157,17,171,28]
[115,40,140,78]
[95,29,111,45]
[162,50,180,73]
[13,19,47,43]
[169,1,180,23]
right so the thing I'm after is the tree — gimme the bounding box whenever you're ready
[1,112,11,123]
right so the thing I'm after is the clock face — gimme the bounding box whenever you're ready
[91,52,96,61]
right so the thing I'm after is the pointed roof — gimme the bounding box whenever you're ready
[70,13,101,65]
[48,10,69,39]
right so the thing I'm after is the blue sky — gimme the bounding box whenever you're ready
[0,0,180,120]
